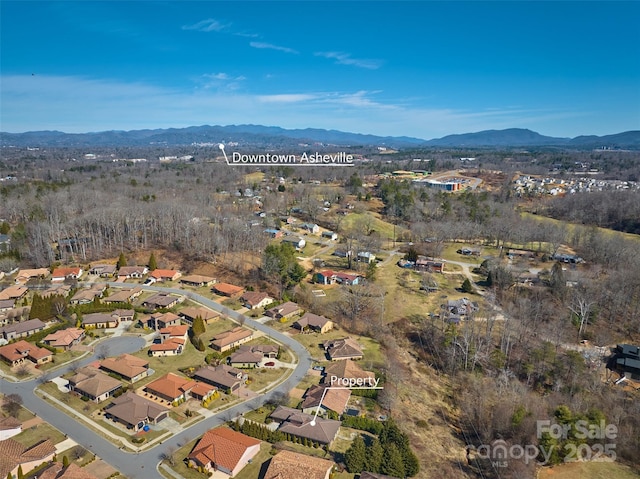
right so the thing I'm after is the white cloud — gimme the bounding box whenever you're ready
[315,51,383,70]
[249,42,298,54]
[182,18,229,32]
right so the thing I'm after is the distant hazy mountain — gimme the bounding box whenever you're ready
[1,125,639,149]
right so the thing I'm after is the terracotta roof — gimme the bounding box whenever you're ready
[100,354,148,379]
[265,450,334,479]
[150,269,181,280]
[190,382,216,398]
[0,416,21,431]
[211,327,253,349]
[145,372,195,399]
[212,282,244,295]
[0,438,57,477]
[188,427,260,472]
[0,340,51,363]
[149,337,185,352]
[241,291,271,307]
[38,462,98,479]
[159,324,189,336]
[301,385,351,414]
[0,286,28,301]
[52,267,82,278]
[43,328,84,347]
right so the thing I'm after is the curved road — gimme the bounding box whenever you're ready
[1,285,313,479]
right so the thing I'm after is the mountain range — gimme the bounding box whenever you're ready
[1,125,639,150]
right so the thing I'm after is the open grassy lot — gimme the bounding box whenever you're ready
[246,367,291,392]
[537,462,640,479]
[15,421,66,447]
[338,212,408,241]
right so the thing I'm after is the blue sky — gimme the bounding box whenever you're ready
[1,1,639,139]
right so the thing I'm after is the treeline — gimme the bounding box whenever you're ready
[545,190,640,234]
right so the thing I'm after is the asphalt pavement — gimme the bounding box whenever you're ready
[0,285,313,479]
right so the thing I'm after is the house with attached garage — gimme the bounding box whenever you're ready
[51,266,83,282]
[89,264,117,277]
[0,318,46,340]
[42,327,85,350]
[0,340,52,366]
[187,427,261,477]
[265,301,302,321]
[99,353,150,383]
[210,327,254,352]
[294,312,334,334]
[104,391,169,431]
[323,337,364,361]
[68,366,122,403]
[241,291,274,310]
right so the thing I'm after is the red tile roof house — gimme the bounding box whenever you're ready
[104,391,169,432]
[240,291,274,310]
[264,450,334,479]
[0,438,57,478]
[0,416,22,441]
[148,325,189,357]
[150,269,182,282]
[264,301,302,321]
[42,327,85,350]
[314,270,361,286]
[0,318,46,340]
[210,327,254,352]
[68,367,122,403]
[99,354,149,383]
[211,282,245,298]
[187,427,261,477]
[51,266,83,282]
[293,313,334,334]
[323,338,364,361]
[144,372,197,404]
[0,340,53,367]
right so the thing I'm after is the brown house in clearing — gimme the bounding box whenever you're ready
[212,282,244,298]
[264,450,334,479]
[269,406,340,445]
[104,391,169,431]
[241,291,274,310]
[142,293,181,309]
[180,274,216,287]
[301,384,351,416]
[193,364,246,392]
[99,354,150,383]
[323,337,364,361]
[294,312,333,334]
[179,306,220,325]
[265,301,302,320]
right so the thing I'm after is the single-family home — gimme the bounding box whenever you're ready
[68,367,122,403]
[444,298,479,318]
[0,285,28,301]
[333,250,353,258]
[357,252,376,263]
[180,274,216,287]
[104,391,169,431]
[89,264,118,277]
[187,427,261,477]
[142,293,181,309]
[0,438,57,479]
[144,373,196,404]
[241,291,274,310]
[179,307,220,325]
[111,309,135,321]
[0,318,46,340]
[228,344,279,368]
[150,269,182,282]
[415,257,445,273]
[70,285,106,305]
[117,266,148,279]
[210,327,254,352]
[99,354,149,383]
[40,284,72,298]
[282,237,306,250]
[294,313,334,334]
[265,301,302,320]
[13,268,49,285]
[211,282,245,298]
[269,406,340,445]
[264,229,283,239]
[148,325,189,357]
[102,287,143,304]
[264,450,334,479]
[313,270,361,286]
[322,360,376,385]
[146,311,181,330]
[0,340,52,366]
[42,327,85,350]
[301,223,320,234]
[0,300,14,312]
[51,266,83,282]
[37,462,99,479]
[193,364,246,393]
[301,384,351,416]
[81,312,118,329]
[321,231,338,241]
[324,338,364,361]
[0,416,21,441]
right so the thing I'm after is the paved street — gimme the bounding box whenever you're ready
[0,286,312,479]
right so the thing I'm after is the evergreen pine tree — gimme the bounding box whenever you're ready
[148,253,158,271]
[192,316,206,336]
[381,443,405,478]
[62,455,70,467]
[17,465,24,479]
[117,252,127,268]
[461,277,474,293]
[366,438,384,473]
[344,435,367,473]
